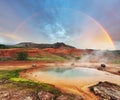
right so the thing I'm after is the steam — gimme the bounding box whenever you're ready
[79,50,114,63]
[114,41,120,50]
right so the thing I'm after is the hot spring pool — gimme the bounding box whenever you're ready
[26,67,120,95]
[35,67,111,78]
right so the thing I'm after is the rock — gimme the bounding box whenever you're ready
[24,96,33,100]
[101,64,106,68]
[0,79,10,85]
[32,64,36,68]
[56,95,69,100]
[0,90,10,99]
[89,81,120,100]
[38,91,55,100]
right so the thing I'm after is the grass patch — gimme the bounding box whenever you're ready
[0,69,61,96]
[28,54,67,62]
[10,77,28,82]
[0,69,23,79]
[10,77,61,95]
[0,57,13,61]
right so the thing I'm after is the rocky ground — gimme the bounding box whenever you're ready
[0,70,83,100]
[0,82,83,100]
[90,81,120,100]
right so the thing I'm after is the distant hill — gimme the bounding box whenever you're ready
[0,42,120,63]
[15,42,75,49]
[0,44,8,49]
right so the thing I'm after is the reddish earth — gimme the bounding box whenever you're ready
[0,61,55,70]
[0,48,92,58]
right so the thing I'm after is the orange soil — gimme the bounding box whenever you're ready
[0,61,120,100]
[0,61,49,70]
[19,63,120,100]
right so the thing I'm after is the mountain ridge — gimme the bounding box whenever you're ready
[15,42,75,49]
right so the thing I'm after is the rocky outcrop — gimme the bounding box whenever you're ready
[0,79,83,100]
[0,89,38,100]
[89,81,120,100]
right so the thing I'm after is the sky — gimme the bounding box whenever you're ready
[0,0,120,50]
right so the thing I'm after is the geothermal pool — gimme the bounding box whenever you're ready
[36,67,108,78]
[25,67,120,95]
[30,67,120,85]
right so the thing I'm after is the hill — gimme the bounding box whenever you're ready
[15,42,75,49]
[0,42,120,63]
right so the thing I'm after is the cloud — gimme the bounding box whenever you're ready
[44,23,70,42]
[114,41,120,50]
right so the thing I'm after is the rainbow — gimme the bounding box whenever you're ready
[13,9,115,50]
[81,12,115,49]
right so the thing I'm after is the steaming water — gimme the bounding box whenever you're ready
[30,66,120,93]
[37,67,107,78]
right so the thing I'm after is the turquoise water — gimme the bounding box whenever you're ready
[40,67,100,78]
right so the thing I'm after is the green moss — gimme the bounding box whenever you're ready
[0,69,61,96]
[10,77,28,82]
[0,69,23,79]
[10,77,61,95]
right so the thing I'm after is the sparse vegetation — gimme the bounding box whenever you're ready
[0,69,61,96]
[0,69,82,99]
[0,44,8,49]
[0,69,23,79]
[0,57,13,61]
[28,54,67,62]
[112,59,120,64]
[75,56,81,60]
[17,51,28,60]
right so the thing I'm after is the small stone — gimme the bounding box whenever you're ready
[38,91,55,100]
[24,96,33,100]
[0,91,10,99]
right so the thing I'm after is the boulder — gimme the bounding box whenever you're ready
[89,81,120,100]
